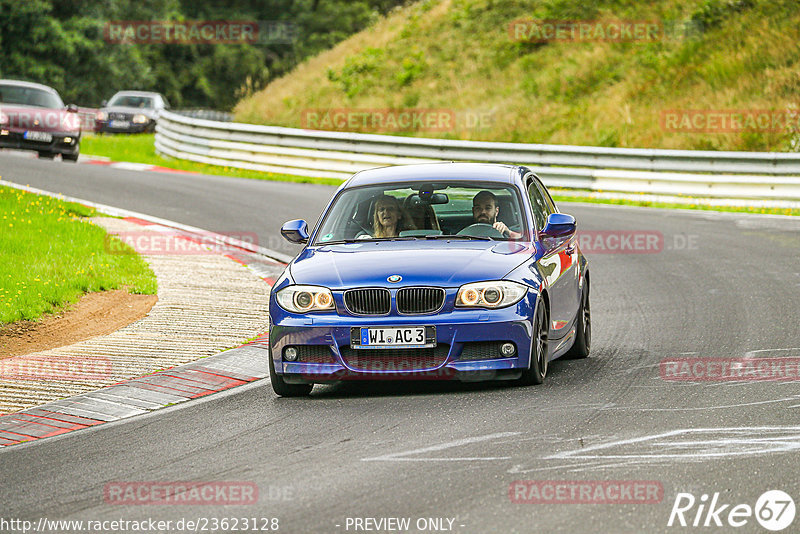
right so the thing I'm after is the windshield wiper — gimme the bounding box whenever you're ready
[316,239,358,245]
[318,235,495,245]
[423,234,494,241]
[318,236,420,245]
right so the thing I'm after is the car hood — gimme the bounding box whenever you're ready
[0,105,79,132]
[289,240,534,289]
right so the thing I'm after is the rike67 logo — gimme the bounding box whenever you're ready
[668,490,795,531]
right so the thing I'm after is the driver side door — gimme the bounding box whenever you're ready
[528,176,579,341]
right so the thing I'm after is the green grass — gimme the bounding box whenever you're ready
[234,0,800,152]
[0,186,157,325]
[81,134,343,186]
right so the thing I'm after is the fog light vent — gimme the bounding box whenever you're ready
[284,347,298,361]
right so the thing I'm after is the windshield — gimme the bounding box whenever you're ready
[313,181,527,245]
[108,94,154,108]
[0,85,64,108]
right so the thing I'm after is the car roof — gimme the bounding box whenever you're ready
[346,162,519,187]
[110,91,160,98]
[0,79,59,94]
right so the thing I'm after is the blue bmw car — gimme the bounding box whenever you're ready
[269,163,590,396]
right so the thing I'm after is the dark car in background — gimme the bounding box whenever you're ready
[95,91,169,133]
[0,80,81,161]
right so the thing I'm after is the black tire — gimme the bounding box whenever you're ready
[63,151,79,162]
[518,300,549,386]
[564,282,591,359]
[37,151,55,159]
[268,350,312,397]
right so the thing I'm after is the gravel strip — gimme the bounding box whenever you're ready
[0,217,270,414]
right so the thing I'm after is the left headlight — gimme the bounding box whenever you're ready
[132,114,149,124]
[276,285,335,313]
[456,281,528,309]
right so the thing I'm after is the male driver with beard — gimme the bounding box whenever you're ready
[471,190,522,239]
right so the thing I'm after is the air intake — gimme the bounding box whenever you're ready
[396,287,445,314]
[344,288,391,315]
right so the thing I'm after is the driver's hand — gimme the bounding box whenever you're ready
[493,221,510,235]
[493,221,522,239]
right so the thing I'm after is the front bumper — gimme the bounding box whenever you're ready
[270,292,537,383]
[0,129,80,155]
[95,120,154,133]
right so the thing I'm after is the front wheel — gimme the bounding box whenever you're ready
[564,282,590,359]
[269,350,312,397]
[518,301,549,386]
[63,145,80,162]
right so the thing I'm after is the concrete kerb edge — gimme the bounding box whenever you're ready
[0,352,271,450]
[0,182,287,448]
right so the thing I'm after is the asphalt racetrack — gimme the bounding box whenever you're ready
[2,153,800,533]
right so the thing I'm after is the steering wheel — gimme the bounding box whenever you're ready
[456,223,505,239]
[346,218,373,236]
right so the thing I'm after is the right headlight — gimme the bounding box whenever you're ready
[276,285,335,313]
[455,281,528,309]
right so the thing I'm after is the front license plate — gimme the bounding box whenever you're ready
[109,120,130,128]
[23,131,52,142]
[351,326,436,349]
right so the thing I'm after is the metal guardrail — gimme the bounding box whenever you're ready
[172,109,234,123]
[155,110,800,200]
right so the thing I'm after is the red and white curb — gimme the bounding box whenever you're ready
[0,344,271,447]
[80,154,200,175]
[0,149,201,176]
[0,181,289,448]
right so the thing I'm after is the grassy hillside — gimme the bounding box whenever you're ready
[234,0,800,151]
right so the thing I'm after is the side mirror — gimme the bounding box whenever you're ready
[281,219,309,244]
[541,213,576,238]
[66,104,79,113]
[100,100,107,107]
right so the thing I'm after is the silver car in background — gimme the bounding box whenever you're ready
[95,91,170,133]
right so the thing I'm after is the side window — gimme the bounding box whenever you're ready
[526,181,548,232]
[534,178,557,216]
